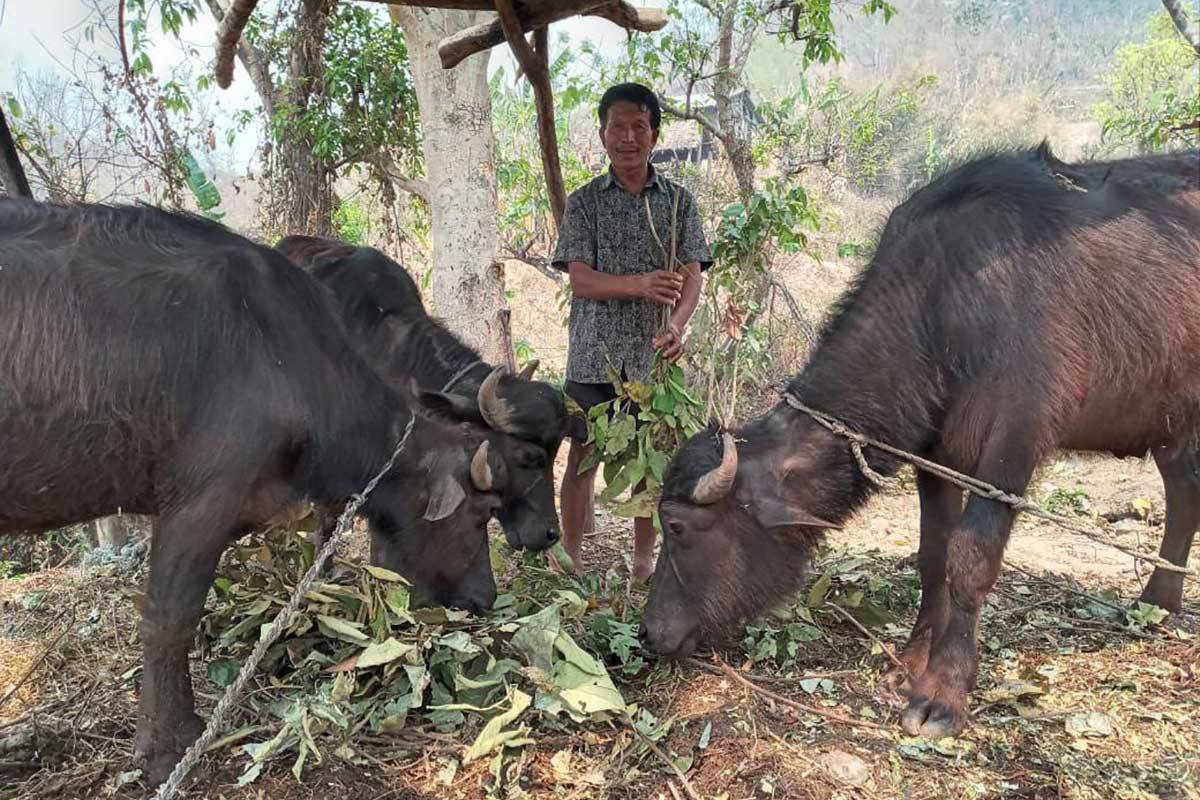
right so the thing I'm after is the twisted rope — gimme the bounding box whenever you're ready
[153,413,418,800]
[778,386,1197,580]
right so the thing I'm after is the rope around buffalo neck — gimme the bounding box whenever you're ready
[777,386,1197,580]
[441,359,485,393]
[153,413,418,800]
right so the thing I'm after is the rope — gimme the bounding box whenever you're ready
[153,413,418,800]
[777,386,1198,580]
[441,359,484,393]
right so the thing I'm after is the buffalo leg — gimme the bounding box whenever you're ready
[1140,447,1200,614]
[879,469,962,700]
[901,434,1035,739]
[135,495,240,786]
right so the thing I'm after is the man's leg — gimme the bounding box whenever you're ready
[632,513,655,583]
[559,436,597,573]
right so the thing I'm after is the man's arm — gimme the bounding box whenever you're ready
[566,261,683,305]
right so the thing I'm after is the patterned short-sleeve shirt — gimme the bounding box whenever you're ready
[551,165,713,384]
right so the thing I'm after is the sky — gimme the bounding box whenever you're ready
[0,0,649,162]
[0,0,645,94]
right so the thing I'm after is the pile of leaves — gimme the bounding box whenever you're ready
[196,531,632,790]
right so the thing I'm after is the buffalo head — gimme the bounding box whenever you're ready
[418,362,568,551]
[640,423,839,658]
[365,427,505,613]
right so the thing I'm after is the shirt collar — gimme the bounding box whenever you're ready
[602,163,666,194]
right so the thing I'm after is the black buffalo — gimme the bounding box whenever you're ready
[641,144,1200,741]
[0,200,504,784]
[275,235,570,551]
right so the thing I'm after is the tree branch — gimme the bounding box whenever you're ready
[659,99,723,142]
[1161,0,1200,57]
[214,0,263,89]
[417,0,666,69]
[371,153,430,201]
[206,0,278,113]
[501,238,564,285]
[494,3,566,227]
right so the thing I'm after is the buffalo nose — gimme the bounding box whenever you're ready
[545,526,560,544]
[638,620,649,643]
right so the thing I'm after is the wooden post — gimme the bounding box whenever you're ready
[0,108,33,199]
[494,0,566,228]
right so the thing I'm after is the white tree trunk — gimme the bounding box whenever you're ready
[94,514,131,549]
[388,7,509,364]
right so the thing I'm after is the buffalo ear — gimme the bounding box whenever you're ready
[751,495,840,533]
[415,388,485,424]
[423,472,466,521]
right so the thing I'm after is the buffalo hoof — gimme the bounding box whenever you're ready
[135,712,205,786]
[1136,583,1182,616]
[900,696,968,739]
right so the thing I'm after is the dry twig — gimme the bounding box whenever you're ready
[712,653,890,732]
[826,603,909,676]
[0,611,75,713]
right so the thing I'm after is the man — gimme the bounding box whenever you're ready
[551,82,713,583]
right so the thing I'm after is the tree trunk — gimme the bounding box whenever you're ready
[274,0,335,236]
[94,515,131,550]
[207,0,334,236]
[387,7,508,364]
[713,3,754,204]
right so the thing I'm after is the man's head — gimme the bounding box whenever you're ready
[598,82,660,174]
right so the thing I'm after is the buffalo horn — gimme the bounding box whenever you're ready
[691,432,738,505]
[478,366,515,433]
[517,359,539,380]
[470,440,493,491]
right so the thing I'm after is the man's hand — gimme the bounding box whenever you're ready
[636,270,684,306]
[653,324,684,362]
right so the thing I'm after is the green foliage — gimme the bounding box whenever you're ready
[266,5,420,174]
[199,530,631,785]
[1043,487,1091,517]
[332,199,371,245]
[578,354,706,521]
[740,550,917,668]
[1094,11,1200,152]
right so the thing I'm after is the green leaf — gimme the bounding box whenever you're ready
[357,637,415,668]
[807,569,833,607]
[362,565,406,582]
[463,687,532,763]
[208,657,241,687]
[511,604,561,672]
[6,97,21,119]
[613,491,658,519]
[316,615,371,644]
[550,632,626,719]
[698,721,713,749]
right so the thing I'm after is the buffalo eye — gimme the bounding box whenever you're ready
[666,519,686,538]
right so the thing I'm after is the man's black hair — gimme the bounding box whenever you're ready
[598,82,661,131]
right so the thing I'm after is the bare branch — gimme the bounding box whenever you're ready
[659,98,724,142]
[206,0,278,113]
[425,0,666,69]
[214,0,263,89]
[1161,0,1200,56]
[371,153,430,201]
[501,238,564,285]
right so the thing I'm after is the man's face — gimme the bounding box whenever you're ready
[600,100,658,174]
